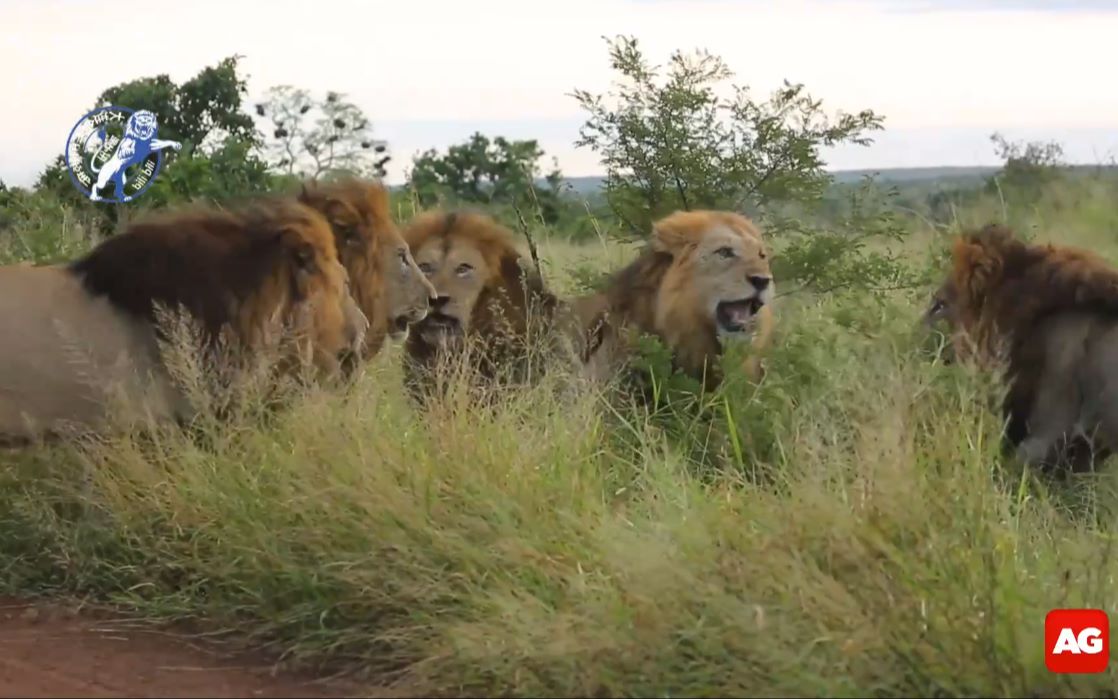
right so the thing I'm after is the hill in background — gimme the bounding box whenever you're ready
[556,164,1118,198]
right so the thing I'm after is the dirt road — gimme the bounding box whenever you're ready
[0,596,378,698]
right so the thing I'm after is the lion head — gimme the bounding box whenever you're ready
[586,209,775,388]
[400,210,559,395]
[69,198,367,377]
[924,223,1118,364]
[124,110,158,141]
[296,177,436,360]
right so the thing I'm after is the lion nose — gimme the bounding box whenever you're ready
[432,295,451,311]
[748,275,771,291]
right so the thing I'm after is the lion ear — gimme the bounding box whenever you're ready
[275,229,318,302]
[650,221,693,257]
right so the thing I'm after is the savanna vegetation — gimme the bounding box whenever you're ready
[2,35,1118,698]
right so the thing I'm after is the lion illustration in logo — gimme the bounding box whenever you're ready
[84,110,181,202]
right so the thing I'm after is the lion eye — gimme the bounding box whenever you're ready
[715,246,735,259]
[336,223,358,242]
[418,262,434,276]
[455,263,474,276]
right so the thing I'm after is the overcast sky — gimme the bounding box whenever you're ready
[2,0,1116,187]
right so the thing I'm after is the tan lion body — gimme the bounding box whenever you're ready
[573,210,776,390]
[925,223,1118,472]
[0,264,188,441]
[0,198,367,443]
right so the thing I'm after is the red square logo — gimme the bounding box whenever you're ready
[1046,609,1109,673]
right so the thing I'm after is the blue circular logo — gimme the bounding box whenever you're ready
[64,105,181,204]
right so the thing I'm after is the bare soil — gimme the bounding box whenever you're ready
[0,596,396,698]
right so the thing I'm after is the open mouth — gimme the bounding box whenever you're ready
[715,297,763,333]
[416,312,463,343]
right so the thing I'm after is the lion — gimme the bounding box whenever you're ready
[86,110,181,202]
[571,209,776,392]
[0,198,367,443]
[295,177,436,365]
[399,209,561,403]
[923,223,1118,473]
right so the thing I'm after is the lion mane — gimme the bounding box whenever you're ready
[71,198,362,362]
[296,177,435,364]
[947,223,1118,344]
[937,223,1118,470]
[575,209,775,391]
[400,209,560,400]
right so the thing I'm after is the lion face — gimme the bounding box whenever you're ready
[402,211,551,356]
[410,233,491,346]
[383,226,437,340]
[654,211,775,343]
[280,221,370,375]
[297,179,435,350]
[924,274,961,330]
[125,110,158,141]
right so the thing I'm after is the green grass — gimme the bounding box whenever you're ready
[2,172,1118,697]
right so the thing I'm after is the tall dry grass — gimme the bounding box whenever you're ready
[1,172,1118,697]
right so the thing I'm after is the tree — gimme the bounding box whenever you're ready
[255,86,389,180]
[571,35,885,235]
[138,136,279,210]
[96,55,258,151]
[407,132,567,223]
[986,132,1065,198]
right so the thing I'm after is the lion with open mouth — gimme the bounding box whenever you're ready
[569,209,776,391]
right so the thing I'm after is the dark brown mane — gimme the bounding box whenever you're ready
[952,223,1118,343]
[948,223,1118,456]
[70,197,329,346]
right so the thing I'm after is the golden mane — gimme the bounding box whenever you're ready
[587,209,774,389]
[403,209,555,334]
[296,178,391,347]
[296,177,433,359]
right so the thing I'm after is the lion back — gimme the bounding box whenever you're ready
[69,200,322,347]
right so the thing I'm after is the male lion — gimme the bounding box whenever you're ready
[399,209,560,403]
[0,198,367,443]
[923,223,1118,473]
[296,177,436,365]
[572,209,776,391]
